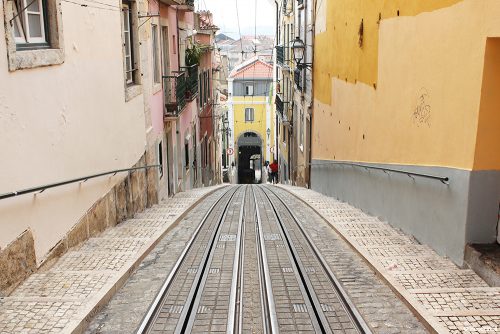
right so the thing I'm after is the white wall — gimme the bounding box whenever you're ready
[0,3,147,261]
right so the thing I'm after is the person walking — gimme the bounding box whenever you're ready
[269,160,279,184]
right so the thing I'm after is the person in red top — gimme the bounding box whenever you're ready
[269,160,279,184]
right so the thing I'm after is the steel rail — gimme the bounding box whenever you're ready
[0,165,162,201]
[255,197,271,334]
[227,185,247,333]
[179,186,243,333]
[310,161,449,184]
[237,211,245,334]
[265,185,373,334]
[259,186,330,334]
[251,185,280,333]
[136,185,237,334]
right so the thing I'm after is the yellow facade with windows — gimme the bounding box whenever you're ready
[232,95,274,164]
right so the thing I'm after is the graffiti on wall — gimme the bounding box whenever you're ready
[412,88,431,127]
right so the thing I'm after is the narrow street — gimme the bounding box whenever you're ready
[81,185,432,333]
[1,0,499,333]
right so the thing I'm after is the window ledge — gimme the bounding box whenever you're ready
[7,48,65,71]
[125,84,143,102]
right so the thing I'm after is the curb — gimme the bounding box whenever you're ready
[63,184,229,334]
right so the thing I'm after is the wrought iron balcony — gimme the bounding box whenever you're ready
[163,65,198,118]
[276,45,284,66]
[181,64,199,102]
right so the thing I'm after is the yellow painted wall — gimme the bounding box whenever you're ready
[314,0,461,105]
[474,38,500,170]
[233,96,273,162]
[313,0,500,170]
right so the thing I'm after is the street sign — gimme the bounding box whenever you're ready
[227,148,234,155]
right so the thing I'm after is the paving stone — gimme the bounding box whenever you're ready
[0,299,81,334]
[11,272,113,299]
[278,184,496,334]
[0,185,225,334]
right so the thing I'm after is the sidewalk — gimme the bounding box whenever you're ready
[278,185,500,334]
[0,185,226,334]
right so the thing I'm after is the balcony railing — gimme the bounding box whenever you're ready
[163,65,198,117]
[276,45,284,66]
[181,65,199,101]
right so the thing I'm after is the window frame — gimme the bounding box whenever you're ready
[245,84,254,96]
[158,141,164,178]
[245,107,254,122]
[152,23,161,84]
[184,142,189,169]
[4,0,64,71]
[122,1,135,86]
[12,0,50,49]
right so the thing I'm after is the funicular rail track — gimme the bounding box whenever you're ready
[137,185,373,333]
[260,185,373,334]
[136,185,241,333]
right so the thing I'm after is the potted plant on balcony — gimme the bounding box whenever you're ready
[185,42,203,100]
[185,42,203,67]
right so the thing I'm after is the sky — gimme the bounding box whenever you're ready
[197,0,276,39]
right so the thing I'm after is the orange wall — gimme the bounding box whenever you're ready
[312,0,500,170]
[474,38,500,170]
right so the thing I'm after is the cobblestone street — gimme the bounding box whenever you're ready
[1,184,499,333]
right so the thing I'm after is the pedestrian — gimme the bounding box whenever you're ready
[269,160,278,184]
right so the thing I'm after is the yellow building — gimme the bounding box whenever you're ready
[228,58,274,183]
[312,0,500,265]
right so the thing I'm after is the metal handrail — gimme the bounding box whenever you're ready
[0,165,162,201]
[310,161,449,184]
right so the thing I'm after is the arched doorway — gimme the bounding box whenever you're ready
[237,131,263,184]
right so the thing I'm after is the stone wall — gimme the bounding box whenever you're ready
[0,152,158,296]
[0,230,36,297]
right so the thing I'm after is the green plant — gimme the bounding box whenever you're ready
[185,42,203,66]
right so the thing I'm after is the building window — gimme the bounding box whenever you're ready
[4,0,64,70]
[158,141,163,178]
[199,72,204,106]
[152,24,160,84]
[205,71,209,104]
[184,143,189,169]
[245,85,254,96]
[172,35,177,54]
[245,108,254,122]
[12,0,48,48]
[122,1,136,85]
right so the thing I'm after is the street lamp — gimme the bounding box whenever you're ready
[291,37,312,70]
[266,128,271,140]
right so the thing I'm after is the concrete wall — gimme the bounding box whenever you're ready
[311,161,499,265]
[0,2,148,262]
